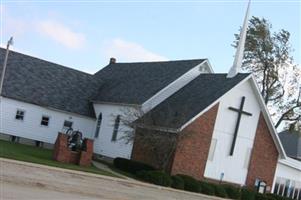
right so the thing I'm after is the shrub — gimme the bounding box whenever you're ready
[136,170,172,187]
[240,188,255,200]
[177,174,201,193]
[113,157,155,174]
[171,175,185,190]
[199,181,215,196]
[223,184,241,199]
[266,193,291,200]
[213,184,228,198]
[255,193,274,200]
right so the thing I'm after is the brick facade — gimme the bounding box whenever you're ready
[131,128,177,170]
[79,139,94,167]
[132,106,279,189]
[53,132,94,167]
[245,113,279,190]
[170,104,219,180]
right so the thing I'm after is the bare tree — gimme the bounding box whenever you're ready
[115,104,193,171]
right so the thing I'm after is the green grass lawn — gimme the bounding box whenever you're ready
[0,139,120,178]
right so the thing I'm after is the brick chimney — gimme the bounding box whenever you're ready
[110,57,116,64]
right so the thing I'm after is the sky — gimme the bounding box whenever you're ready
[0,0,300,74]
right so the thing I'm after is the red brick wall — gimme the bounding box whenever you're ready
[53,133,70,163]
[53,132,94,166]
[170,104,219,180]
[131,128,177,170]
[245,113,279,190]
[79,139,94,167]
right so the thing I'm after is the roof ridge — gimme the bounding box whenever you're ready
[0,47,93,76]
[110,58,206,64]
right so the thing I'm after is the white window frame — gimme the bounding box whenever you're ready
[63,120,73,129]
[40,115,50,127]
[15,109,25,121]
[111,115,120,142]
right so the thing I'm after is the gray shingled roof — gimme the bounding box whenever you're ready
[0,48,206,118]
[278,130,301,160]
[92,59,205,104]
[137,73,250,129]
[0,48,100,118]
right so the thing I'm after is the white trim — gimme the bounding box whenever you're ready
[92,101,141,108]
[177,74,286,158]
[203,59,214,73]
[135,124,178,133]
[179,74,252,131]
[248,75,287,159]
[208,138,217,161]
[278,158,301,171]
[135,75,252,133]
[141,60,209,112]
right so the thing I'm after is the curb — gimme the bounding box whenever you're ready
[1,157,229,200]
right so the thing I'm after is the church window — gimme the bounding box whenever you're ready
[94,113,102,138]
[208,138,217,161]
[63,120,73,129]
[41,116,50,126]
[111,115,120,142]
[244,148,252,169]
[15,109,25,120]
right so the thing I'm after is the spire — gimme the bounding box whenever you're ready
[0,37,14,96]
[227,0,251,78]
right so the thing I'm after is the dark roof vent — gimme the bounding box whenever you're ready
[110,57,116,64]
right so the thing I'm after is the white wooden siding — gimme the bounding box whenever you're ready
[274,160,301,191]
[0,97,96,144]
[204,80,261,185]
[93,104,136,159]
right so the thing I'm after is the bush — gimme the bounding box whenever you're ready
[255,193,274,200]
[136,170,172,187]
[171,175,185,190]
[199,181,215,196]
[223,184,241,199]
[213,184,228,198]
[266,193,291,200]
[240,188,255,200]
[113,157,155,174]
[177,174,201,193]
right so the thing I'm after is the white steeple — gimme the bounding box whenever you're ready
[227,0,251,78]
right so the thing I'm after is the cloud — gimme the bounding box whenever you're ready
[105,38,167,62]
[36,20,85,49]
[1,5,28,42]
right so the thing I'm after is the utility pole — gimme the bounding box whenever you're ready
[0,37,14,96]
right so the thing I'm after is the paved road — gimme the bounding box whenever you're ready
[0,158,224,200]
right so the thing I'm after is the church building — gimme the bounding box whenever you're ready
[0,2,300,198]
[0,47,300,198]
